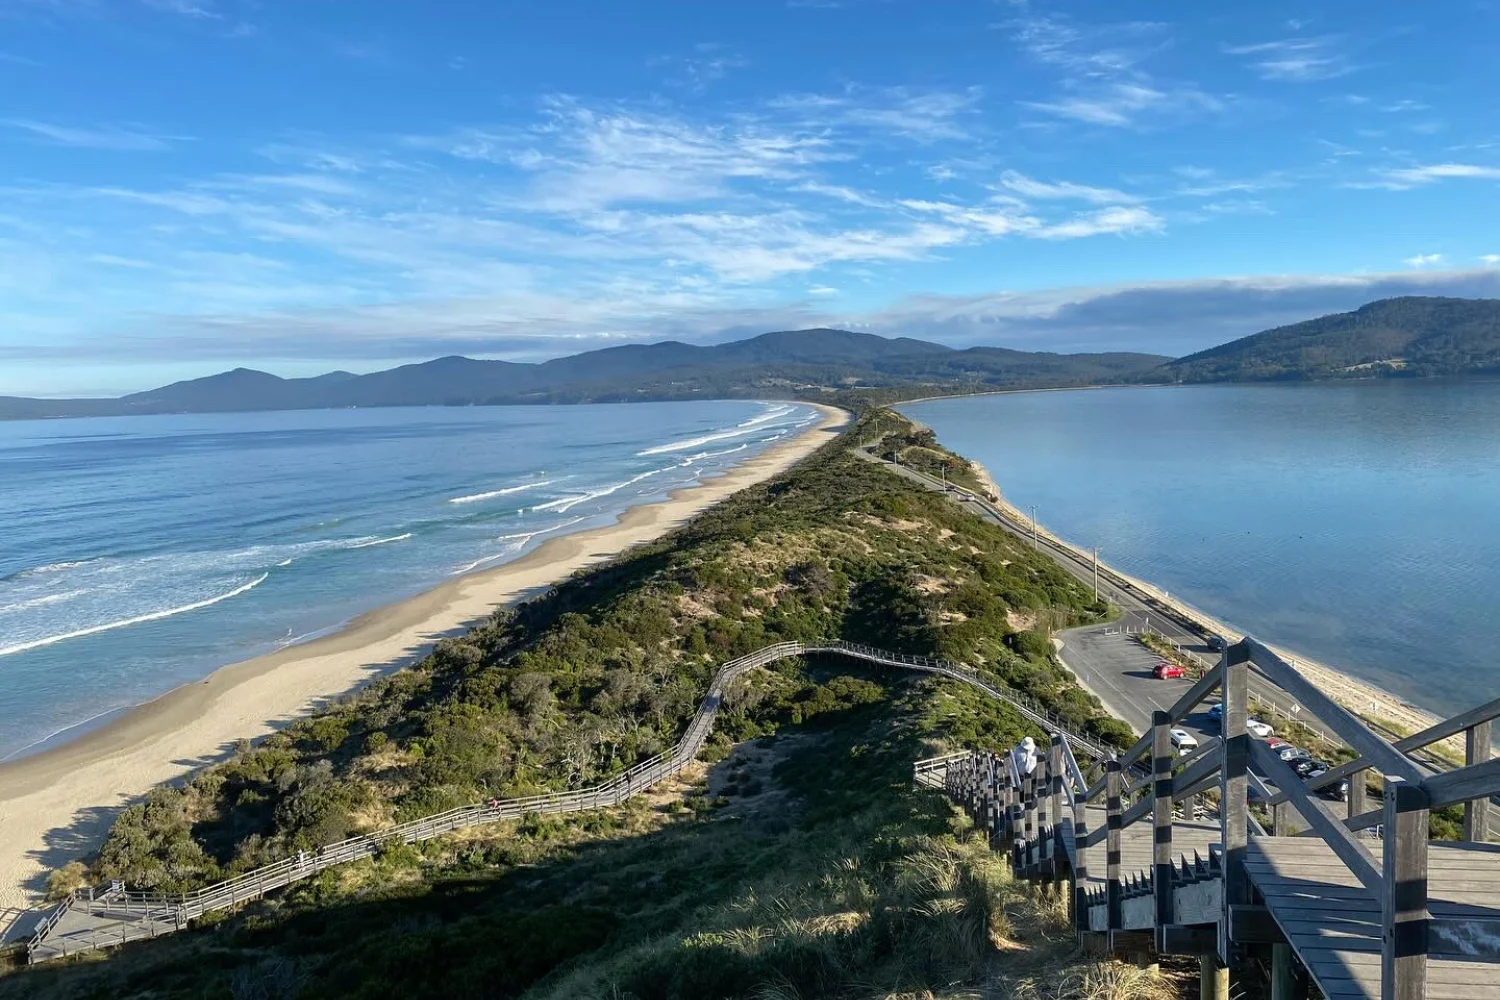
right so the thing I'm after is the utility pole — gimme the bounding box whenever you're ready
[1030,505,1038,550]
[1093,547,1099,600]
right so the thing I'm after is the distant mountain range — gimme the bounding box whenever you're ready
[8,296,1500,420]
[0,328,1166,420]
[1160,296,1500,382]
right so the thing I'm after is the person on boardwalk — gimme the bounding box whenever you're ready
[1011,736,1038,777]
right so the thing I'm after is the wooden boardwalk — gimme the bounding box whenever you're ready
[26,639,1111,965]
[933,634,1500,1000]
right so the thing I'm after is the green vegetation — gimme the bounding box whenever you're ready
[1160,295,1500,382]
[3,410,1153,999]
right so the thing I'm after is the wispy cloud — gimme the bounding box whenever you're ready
[1404,253,1445,268]
[1373,163,1500,189]
[788,86,984,142]
[1004,9,1220,129]
[997,169,1138,204]
[1036,205,1162,239]
[1024,82,1220,127]
[652,43,749,92]
[141,0,220,17]
[2,119,187,151]
[1481,255,1500,267]
[1225,36,1354,82]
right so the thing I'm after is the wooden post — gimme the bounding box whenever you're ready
[1271,942,1308,1000]
[1220,646,1249,965]
[1023,772,1037,873]
[1106,758,1123,931]
[1200,955,1229,1000]
[1381,775,1429,1000]
[1044,749,1056,869]
[1049,735,1065,874]
[1465,722,1492,842]
[1272,800,1288,836]
[1073,770,1090,933]
[1151,710,1174,950]
[1348,766,1367,829]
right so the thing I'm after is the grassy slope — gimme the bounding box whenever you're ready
[3,412,1163,999]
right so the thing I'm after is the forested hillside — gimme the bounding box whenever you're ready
[2,412,1163,1000]
[1159,296,1500,382]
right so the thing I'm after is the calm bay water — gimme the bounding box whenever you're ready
[902,381,1500,716]
[0,400,817,760]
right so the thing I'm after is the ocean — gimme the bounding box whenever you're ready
[0,400,818,760]
[901,381,1500,717]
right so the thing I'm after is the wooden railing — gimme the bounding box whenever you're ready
[947,636,1500,1000]
[28,638,1116,964]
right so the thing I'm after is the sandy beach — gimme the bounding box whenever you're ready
[963,461,1448,744]
[0,403,848,935]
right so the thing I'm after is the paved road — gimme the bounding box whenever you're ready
[855,448,1347,749]
[1054,626,1215,739]
[857,447,1361,831]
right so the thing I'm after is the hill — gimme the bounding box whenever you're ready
[1,413,1159,999]
[1159,296,1500,382]
[0,328,1168,420]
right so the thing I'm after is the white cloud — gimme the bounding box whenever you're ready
[141,0,220,18]
[652,44,750,92]
[832,87,984,142]
[1376,163,1500,189]
[1404,253,1445,268]
[1023,82,1220,128]
[1481,255,1500,266]
[1035,205,1163,239]
[1225,37,1354,82]
[997,170,1137,204]
[807,285,839,296]
[2,119,186,151]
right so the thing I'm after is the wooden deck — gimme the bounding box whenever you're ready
[1247,837,1500,1000]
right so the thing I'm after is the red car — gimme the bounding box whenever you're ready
[1153,662,1186,680]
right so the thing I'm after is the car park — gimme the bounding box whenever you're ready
[1245,718,1274,738]
[1153,662,1186,680]
[1169,729,1199,755]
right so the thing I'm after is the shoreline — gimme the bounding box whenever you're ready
[957,457,1446,742]
[0,403,849,932]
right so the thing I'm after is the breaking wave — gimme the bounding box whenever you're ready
[447,480,554,505]
[0,572,271,658]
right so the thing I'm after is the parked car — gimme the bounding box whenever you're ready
[1153,662,1187,680]
[1265,737,1290,750]
[1305,766,1350,801]
[1246,718,1275,738]
[1207,703,1223,721]
[1207,635,1227,652]
[1291,758,1327,777]
[1275,745,1311,762]
[1169,729,1200,756]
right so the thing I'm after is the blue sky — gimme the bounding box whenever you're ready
[4,0,1500,395]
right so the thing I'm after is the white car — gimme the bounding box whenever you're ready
[1246,718,1274,738]
[1169,729,1199,756]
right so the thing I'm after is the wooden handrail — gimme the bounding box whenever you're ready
[1242,638,1427,786]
